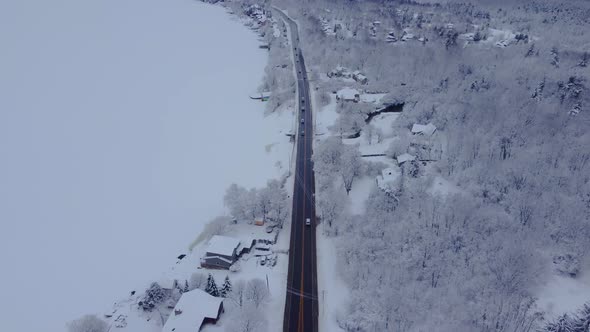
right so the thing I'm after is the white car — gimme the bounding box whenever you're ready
[305,218,311,226]
[301,118,304,124]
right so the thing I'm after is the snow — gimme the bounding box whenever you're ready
[371,113,400,137]
[162,289,223,332]
[317,231,349,332]
[348,176,376,215]
[0,1,293,331]
[411,123,437,136]
[206,235,241,257]
[336,87,360,101]
[428,176,461,197]
[536,271,590,319]
[314,94,339,136]
[360,93,387,104]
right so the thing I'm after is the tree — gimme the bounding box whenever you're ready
[221,275,232,298]
[340,144,363,194]
[245,278,269,308]
[139,282,168,312]
[189,272,206,291]
[67,315,108,332]
[224,306,268,332]
[205,273,220,297]
[229,280,247,308]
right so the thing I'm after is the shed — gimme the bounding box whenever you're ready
[411,123,437,136]
[162,289,224,332]
[254,217,265,226]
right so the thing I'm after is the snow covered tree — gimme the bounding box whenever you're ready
[229,280,246,308]
[224,305,268,332]
[139,282,169,312]
[221,275,232,298]
[205,273,220,297]
[67,315,108,332]
[245,278,269,308]
[340,144,363,194]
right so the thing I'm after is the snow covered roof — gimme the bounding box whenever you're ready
[397,153,416,164]
[206,235,241,257]
[381,168,397,181]
[411,123,437,136]
[162,288,223,332]
[336,87,360,100]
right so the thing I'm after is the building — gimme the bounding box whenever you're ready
[162,289,224,332]
[200,235,241,269]
[336,87,361,102]
[376,168,399,193]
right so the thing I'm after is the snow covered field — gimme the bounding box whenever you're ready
[0,1,292,331]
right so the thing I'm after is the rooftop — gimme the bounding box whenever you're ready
[206,235,241,257]
[162,289,223,332]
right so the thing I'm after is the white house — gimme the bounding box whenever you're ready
[336,87,361,102]
[376,168,399,193]
[162,289,224,332]
[411,123,437,136]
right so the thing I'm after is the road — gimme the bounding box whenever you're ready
[274,8,319,332]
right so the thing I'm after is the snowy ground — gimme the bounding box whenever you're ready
[106,220,292,332]
[0,1,293,331]
[536,269,590,319]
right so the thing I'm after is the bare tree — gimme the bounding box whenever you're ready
[224,306,268,332]
[245,278,269,308]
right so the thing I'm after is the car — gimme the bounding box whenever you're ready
[301,118,304,124]
[301,107,305,112]
[305,218,311,226]
[301,130,305,136]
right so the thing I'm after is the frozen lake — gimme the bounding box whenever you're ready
[0,0,276,330]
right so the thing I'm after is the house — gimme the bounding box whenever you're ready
[411,123,437,136]
[162,288,224,332]
[200,235,241,270]
[336,87,361,102]
[376,168,399,193]
[386,30,397,43]
[352,71,369,85]
[397,153,416,165]
[254,217,265,226]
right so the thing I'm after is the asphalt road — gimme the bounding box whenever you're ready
[275,8,319,332]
